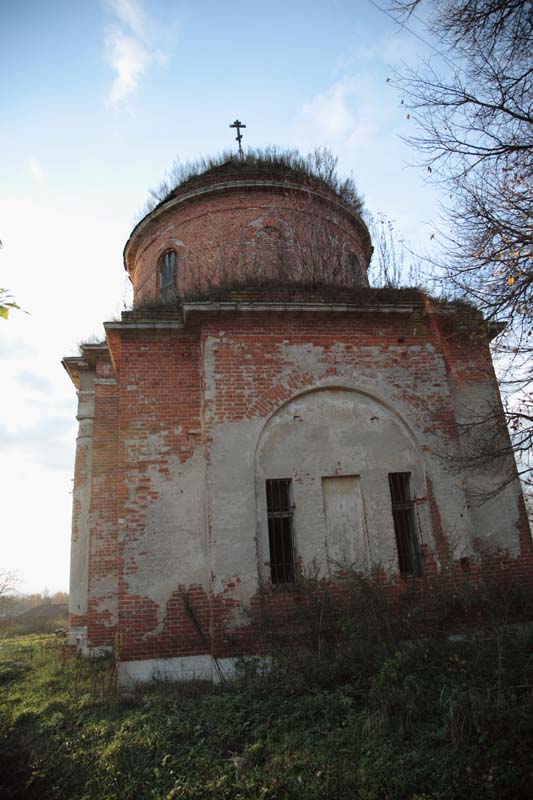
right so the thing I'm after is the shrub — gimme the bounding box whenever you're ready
[237,563,533,693]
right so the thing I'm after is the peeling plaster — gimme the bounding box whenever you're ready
[89,575,118,624]
[69,372,95,621]
[256,388,428,575]
[206,418,264,601]
[122,448,207,632]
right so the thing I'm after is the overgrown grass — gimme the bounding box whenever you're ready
[1,622,532,799]
[138,147,364,223]
[1,614,68,639]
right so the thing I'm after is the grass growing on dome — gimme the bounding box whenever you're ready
[136,147,365,222]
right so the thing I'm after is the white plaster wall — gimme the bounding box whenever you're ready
[272,340,472,558]
[255,388,428,577]
[121,447,208,630]
[322,475,366,569]
[110,328,526,644]
[275,342,474,559]
[447,376,526,556]
[118,655,238,686]
[206,418,265,602]
[68,369,95,645]
[204,375,480,608]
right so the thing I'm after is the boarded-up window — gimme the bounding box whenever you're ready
[255,226,283,275]
[322,476,365,566]
[388,472,422,576]
[266,479,295,584]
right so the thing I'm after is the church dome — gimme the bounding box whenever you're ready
[123,153,373,307]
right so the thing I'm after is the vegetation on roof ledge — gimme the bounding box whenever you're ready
[137,147,365,222]
[125,282,477,316]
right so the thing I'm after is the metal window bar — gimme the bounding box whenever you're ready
[388,472,422,577]
[266,479,296,585]
[160,250,178,291]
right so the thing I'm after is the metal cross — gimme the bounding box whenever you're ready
[229,119,246,159]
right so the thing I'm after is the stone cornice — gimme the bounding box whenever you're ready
[104,320,183,331]
[180,300,504,339]
[62,357,89,388]
[62,344,110,387]
[181,300,426,321]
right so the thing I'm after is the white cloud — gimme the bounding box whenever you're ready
[290,71,442,254]
[106,28,151,107]
[102,0,168,109]
[105,0,144,37]
[301,81,356,141]
[16,371,52,394]
[0,183,131,593]
[298,77,383,149]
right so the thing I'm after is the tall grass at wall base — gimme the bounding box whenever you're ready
[235,567,533,694]
[2,573,533,799]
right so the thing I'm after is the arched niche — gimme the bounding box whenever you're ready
[253,224,287,277]
[254,387,429,580]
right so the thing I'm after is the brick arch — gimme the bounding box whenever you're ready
[155,237,187,254]
[247,213,291,235]
[252,381,434,580]
[255,224,283,242]
[154,240,187,298]
[247,376,426,466]
[245,373,317,421]
[253,224,287,276]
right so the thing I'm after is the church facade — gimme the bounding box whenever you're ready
[63,157,532,685]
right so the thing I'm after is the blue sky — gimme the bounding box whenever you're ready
[1,0,446,594]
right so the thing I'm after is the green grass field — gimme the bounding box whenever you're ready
[1,629,532,800]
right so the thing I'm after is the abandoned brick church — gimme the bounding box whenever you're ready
[63,152,532,685]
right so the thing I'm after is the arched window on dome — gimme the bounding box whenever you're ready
[254,226,284,276]
[159,249,178,300]
[348,250,363,279]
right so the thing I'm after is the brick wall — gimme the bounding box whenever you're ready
[126,184,370,306]
[86,358,119,648]
[73,299,532,662]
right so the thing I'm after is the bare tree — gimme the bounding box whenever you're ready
[0,570,18,618]
[0,570,17,596]
[368,213,424,288]
[391,0,533,490]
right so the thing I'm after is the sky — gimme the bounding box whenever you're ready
[0,0,448,594]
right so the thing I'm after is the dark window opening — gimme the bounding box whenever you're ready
[388,472,422,576]
[159,250,178,296]
[266,479,295,584]
[348,251,362,276]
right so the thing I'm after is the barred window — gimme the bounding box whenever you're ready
[159,250,178,294]
[388,472,422,576]
[266,479,296,584]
